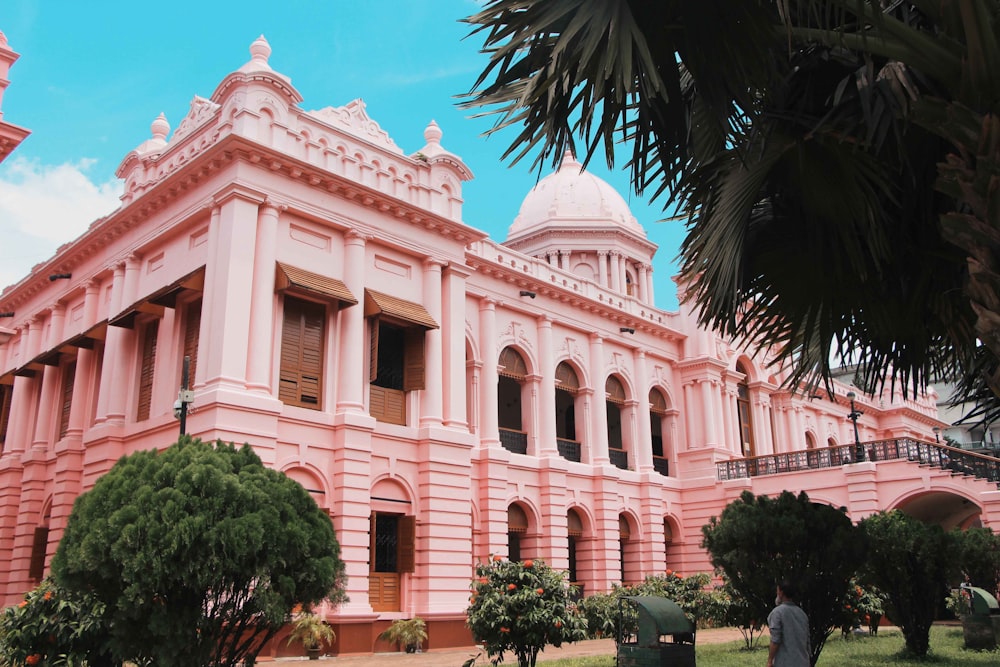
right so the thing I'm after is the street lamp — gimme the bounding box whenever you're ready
[846,391,865,462]
[932,426,941,444]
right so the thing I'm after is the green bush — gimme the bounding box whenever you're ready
[576,593,618,639]
[838,581,887,635]
[51,437,347,667]
[715,578,765,649]
[0,578,116,666]
[576,572,725,641]
[701,490,867,665]
[953,527,1000,598]
[466,557,588,667]
[860,510,958,657]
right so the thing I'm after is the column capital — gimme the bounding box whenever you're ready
[345,229,370,244]
[261,196,288,213]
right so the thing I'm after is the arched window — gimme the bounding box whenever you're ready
[567,509,584,595]
[369,479,415,612]
[736,362,755,457]
[606,376,628,469]
[649,389,670,476]
[498,347,529,454]
[664,518,676,572]
[555,362,581,462]
[508,503,529,562]
[804,432,819,467]
[625,272,634,296]
[618,514,641,585]
[29,505,51,584]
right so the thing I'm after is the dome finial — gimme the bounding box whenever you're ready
[424,119,443,145]
[249,35,271,67]
[560,148,578,169]
[150,113,170,142]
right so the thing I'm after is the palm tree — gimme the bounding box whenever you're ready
[462,0,1000,422]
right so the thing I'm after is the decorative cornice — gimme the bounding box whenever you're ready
[0,132,485,314]
[465,253,683,341]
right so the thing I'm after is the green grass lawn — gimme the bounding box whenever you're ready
[536,626,1000,667]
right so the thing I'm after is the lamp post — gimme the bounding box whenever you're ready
[933,426,941,444]
[846,391,865,462]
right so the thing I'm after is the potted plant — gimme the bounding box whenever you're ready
[286,612,335,660]
[378,617,428,653]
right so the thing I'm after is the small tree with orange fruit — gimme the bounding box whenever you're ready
[465,556,587,667]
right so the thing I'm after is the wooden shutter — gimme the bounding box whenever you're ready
[136,323,158,421]
[0,384,12,449]
[402,327,426,391]
[58,361,77,439]
[183,299,202,385]
[370,385,405,425]
[369,319,379,383]
[28,526,49,582]
[279,297,325,409]
[397,515,416,573]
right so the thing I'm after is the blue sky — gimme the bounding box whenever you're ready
[0,0,683,309]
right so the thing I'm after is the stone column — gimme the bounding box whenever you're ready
[794,406,806,451]
[721,386,736,455]
[442,264,469,429]
[589,333,609,465]
[701,379,718,447]
[106,255,141,423]
[683,381,699,446]
[31,364,59,450]
[337,232,367,413]
[5,349,35,455]
[644,263,655,304]
[762,397,775,454]
[609,252,621,291]
[245,199,280,392]
[65,280,100,439]
[597,251,609,288]
[478,298,499,446]
[420,259,443,428]
[200,191,263,389]
[636,263,648,302]
[633,349,654,471]
[537,316,557,455]
[95,262,125,424]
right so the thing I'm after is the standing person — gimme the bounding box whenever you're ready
[767,579,810,667]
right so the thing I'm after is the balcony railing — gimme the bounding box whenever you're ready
[557,438,581,462]
[717,438,1000,487]
[609,448,628,470]
[652,457,670,476]
[499,428,528,455]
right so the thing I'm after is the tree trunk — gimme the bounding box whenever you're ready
[933,110,1000,399]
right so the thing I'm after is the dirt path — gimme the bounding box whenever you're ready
[275,627,749,666]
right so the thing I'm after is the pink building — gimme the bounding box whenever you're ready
[1,36,998,655]
[0,32,29,165]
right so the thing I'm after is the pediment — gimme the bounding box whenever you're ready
[307,98,402,155]
[172,96,221,143]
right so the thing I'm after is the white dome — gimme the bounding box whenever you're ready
[507,150,645,239]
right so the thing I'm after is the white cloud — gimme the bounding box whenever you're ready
[0,157,122,241]
[0,157,122,290]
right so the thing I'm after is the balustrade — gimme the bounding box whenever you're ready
[716,438,1000,486]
